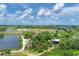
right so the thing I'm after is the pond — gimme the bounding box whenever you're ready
[0,29,19,49]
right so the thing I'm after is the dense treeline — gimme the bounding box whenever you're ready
[0,25,79,29]
[41,28,79,56]
[23,27,79,55]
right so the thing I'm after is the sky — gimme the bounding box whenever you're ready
[0,3,79,25]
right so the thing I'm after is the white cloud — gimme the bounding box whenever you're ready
[6,14,18,19]
[15,10,23,15]
[57,5,79,18]
[29,15,34,19]
[62,7,79,13]
[0,4,7,18]
[50,4,79,21]
[16,3,79,21]
[45,10,51,16]
[37,9,44,16]
[0,4,7,21]
[37,8,51,16]
[17,8,33,19]
[53,3,64,13]
[37,3,64,16]
[24,8,32,14]
[0,4,7,11]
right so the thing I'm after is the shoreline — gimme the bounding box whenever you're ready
[11,35,29,53]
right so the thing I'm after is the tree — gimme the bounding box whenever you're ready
[59,32,79,50]
[24,31,34,39]
[31,31,52,52]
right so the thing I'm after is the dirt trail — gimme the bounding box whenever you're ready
[37,47,54,56]
[24,47,54,56]
[23,50,37,56]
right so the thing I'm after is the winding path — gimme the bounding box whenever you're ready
[11,35,54,56]
[11,35,29,53]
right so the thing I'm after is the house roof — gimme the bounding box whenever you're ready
[51,39,60,41]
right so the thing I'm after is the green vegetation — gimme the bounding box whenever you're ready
[22,26,79,56]
[24,31,34,39]
[0,34,4,39]
[19,36,23,49]
[0,27,6,31]
[30,31,52,52]
[4,49,11,55]
[42,48,79,56]
[0,49,11,56]
[0,25,79,56]
[41,27,79,56]
[0,28,6,39]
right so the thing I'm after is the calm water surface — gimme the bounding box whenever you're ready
[0,29,19,49]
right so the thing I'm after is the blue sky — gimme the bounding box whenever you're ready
[0,3,79,25]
